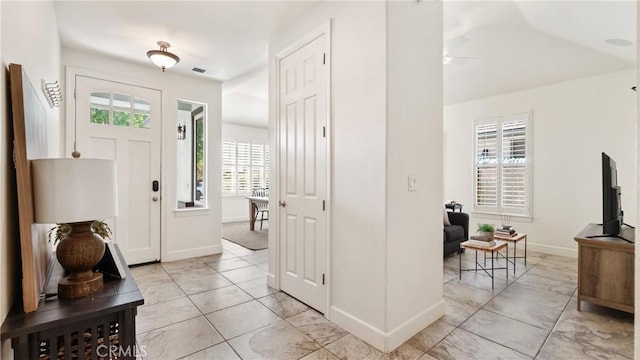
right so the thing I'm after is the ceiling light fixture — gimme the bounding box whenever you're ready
[147,41,180,72]
[605,38,633,47]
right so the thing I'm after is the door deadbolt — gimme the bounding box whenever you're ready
[279,201,287,207]
[152,196,158,202]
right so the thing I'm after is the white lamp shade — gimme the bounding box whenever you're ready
[148,53,179,69]
[32,159,118,224]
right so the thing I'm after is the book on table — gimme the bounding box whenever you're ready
[465,239,497,247]
[495,231,518,238]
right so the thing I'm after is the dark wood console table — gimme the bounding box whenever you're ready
[574,223,634,313]
[1,245,144,359]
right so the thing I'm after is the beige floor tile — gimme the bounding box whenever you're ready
[136,297,201,334]
[441,296,479,327]
[499,282,571,311]
[138,316,223,360]
[325,334,386,360]
[220,265,266,283]
[286,309,348,346]
[207,257,254,272]
[406,319,455,353]
[483,291,563,331]
[139,281,185,306]
[443,282,495,307]
[387,343,424,360]
[300,348,340,360]
[228,320,321,360]
[206,300,281,339]
[240,252,269,265]
[235,277,279,298]
[180,342,241,360]
[460,309,548,357]
[258,292,309,318]
[175,273,232,295]
[513,272,577,296]
[189,285,253,314]
[130,263,165,278]
[199,251,238,265]
[427,328,530,360]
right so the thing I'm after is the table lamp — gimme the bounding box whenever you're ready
[32,158,117,299]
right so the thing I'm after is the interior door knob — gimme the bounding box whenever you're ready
[279,200,286,207]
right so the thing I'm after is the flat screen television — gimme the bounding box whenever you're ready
[598,152,633,242]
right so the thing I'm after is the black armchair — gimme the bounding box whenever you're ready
[443,212,469,257]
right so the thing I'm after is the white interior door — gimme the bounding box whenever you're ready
[74,76,161,264]
[279,34,328,312]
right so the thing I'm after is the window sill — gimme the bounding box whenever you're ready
[222,194,251,199]
[174,208,210,217]
[471,212,533,223]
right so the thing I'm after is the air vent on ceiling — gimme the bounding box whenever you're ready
[192,67,206,74]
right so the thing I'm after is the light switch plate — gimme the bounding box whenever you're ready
[408,175,417,191]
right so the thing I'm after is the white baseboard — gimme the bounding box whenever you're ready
[386,299,445,351]
[527,242,578,258]
[329,300,445,353]
[222,216,249,223]
[329,306,387,351]
[267,272,277,289]
[164,245,222,262]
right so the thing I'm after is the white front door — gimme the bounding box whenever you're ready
[278,34,328,312]
[74,76,161,264]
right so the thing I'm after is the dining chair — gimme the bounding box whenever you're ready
[252,188,269,230]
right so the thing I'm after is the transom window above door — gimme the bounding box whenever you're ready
[90,91,151,129]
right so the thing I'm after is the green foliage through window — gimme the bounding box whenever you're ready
[90,108,109,124]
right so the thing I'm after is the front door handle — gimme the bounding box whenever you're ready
[279,200,287,208]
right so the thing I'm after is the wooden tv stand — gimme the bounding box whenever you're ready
[574,223,634,313]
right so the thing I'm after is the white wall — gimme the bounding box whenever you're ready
[385,1,444,347]
[1,1,61,358]
[444,68,637,257]
[221,123,268,222]
[62,48,223,262]
[269,1,443,352]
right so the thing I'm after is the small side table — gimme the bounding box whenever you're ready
[493,233,527,275]
[445,203,463,212]
[459,240,508,290]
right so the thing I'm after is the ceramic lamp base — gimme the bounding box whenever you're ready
[58,272,103,299]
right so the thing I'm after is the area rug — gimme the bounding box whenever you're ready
[222,221,268,250]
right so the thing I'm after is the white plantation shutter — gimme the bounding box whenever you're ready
[474,112,531,216]
[501,116,528,211]
[221,138,270,195]
[237,141,251,193]
[222,139,236,193]
[264,145,270,190]
[251,143,265,190]
[475,122,498,208]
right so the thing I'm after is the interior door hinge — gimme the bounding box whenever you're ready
[322,200,325,211]
[323,53,326,65]
[322,273,325,285]
[322,126,326,138]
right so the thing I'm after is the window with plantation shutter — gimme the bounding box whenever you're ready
[222,140,236,193]
[473,112,531,216]
[222,138,269,195]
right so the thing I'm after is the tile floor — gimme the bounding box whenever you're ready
[132,240,634,359]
